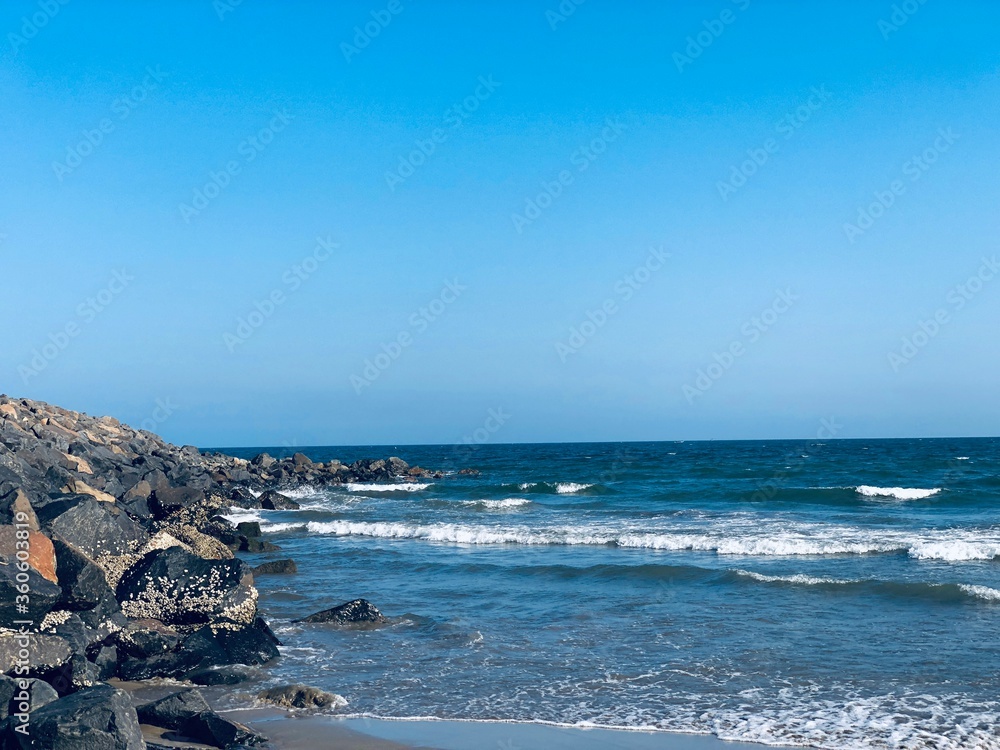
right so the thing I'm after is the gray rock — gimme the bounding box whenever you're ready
[136,688,210,730]
[44,497,147,559]
[7,682,144,750]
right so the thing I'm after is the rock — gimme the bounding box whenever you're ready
[228,486,259,508]
[43,497,147,560]
[36,651,100,697]
[168,525,234,560]
[150,486,205,519]
[91,645,118,680]
[238,537,280,553]
[258,490,299,510]
[51,537,120,625]
[61,479,116,503]
[183,711,266,748]
[8,683,144,750]
[252,559,297,575]
[387,456,409,474]
[136,688,210,730]
[257,683,346,710]
[251,453,275,469]
[291,453,312,468]
[0,557,62,628]
[185,665,255,686]
[235,522,260,538]
[0,633,71,677]
[0,488,39,531]
[0,525,57,582]
[2,677,58,719]
[293,598,387,626]
[116,546,257,627]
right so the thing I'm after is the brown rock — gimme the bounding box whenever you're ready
[0,525,58,582]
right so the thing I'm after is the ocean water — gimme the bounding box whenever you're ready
[219,439,1000,749]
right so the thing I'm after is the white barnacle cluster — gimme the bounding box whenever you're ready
[39,609,73,631]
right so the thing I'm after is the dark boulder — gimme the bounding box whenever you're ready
[258,490,299,510]
[3,677,58,720]
[228,486,260,508]
[257,683,345,710]
[291,452,312,468]
[239,537,280,553]
[51,537,121,627]
[252,559,297,575]
[43,497,147,559]
[6,682,143,749]
[0,634,71,677]
[185,665,255,686]
[293,598,387,626]
[0,559,61,628]
[235,521,261,538]
[387,456,409,475]
[116,546,256,627]
[150,486,205,519]
[183,711,266,748]
[136,688,210,730]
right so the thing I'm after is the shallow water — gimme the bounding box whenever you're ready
[218,438,1000,749]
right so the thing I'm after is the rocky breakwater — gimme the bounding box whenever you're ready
[0,395,435,749]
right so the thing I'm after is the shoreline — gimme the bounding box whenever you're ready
[233,711,800,750]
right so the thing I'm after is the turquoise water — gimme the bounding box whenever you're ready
[221,439,1000,749]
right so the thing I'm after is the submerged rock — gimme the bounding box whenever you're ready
[257,683,346,710]
[252,559,297,575]
[293,598,387,626]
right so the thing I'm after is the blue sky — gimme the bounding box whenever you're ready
[2,0,998,446]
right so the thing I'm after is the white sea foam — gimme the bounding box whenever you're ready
[344,482,431,493]
[733,569,857,586]
[956,456,970,460]
[959,584,1000,602]
[908,540,1000,561]
[220,508,264,525]
[518,482,538,490]
[556,482,594,494]
[303,518,1000,562]
[461,498,532,510]
[855,485,941,500]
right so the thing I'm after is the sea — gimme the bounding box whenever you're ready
[218,438,1000,749]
